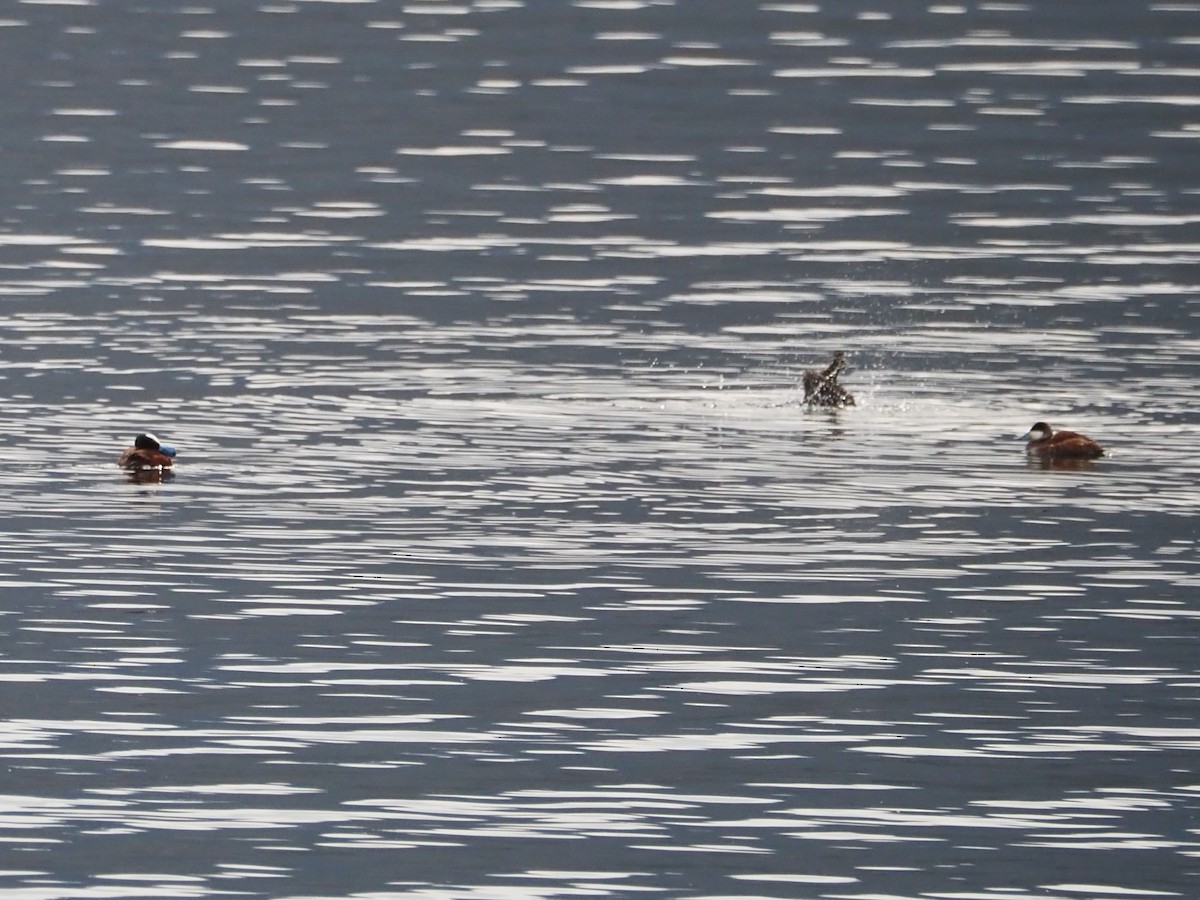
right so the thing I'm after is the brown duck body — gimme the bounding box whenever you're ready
[1022,422,1104,458]
[803,351,855,408]
[117,433,177,470]
[118,447,174,469]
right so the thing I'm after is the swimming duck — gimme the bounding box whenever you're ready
[118,433,178,470]
[1021,422,1104,458]
[803,351,856,408]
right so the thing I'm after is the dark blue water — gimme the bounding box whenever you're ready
[1,1,1198,897]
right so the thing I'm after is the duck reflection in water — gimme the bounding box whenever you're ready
[1026,453,1098,472]
[1021,421,1104,462]
[118,433,178,480]
[803,351,855,408]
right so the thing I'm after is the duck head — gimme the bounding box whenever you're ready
[1020,422,1051,443]
[134,433,177,458]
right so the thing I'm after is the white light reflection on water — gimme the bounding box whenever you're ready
[1,0,1200,897]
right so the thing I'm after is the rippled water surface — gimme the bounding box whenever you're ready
[1,1,1199,897]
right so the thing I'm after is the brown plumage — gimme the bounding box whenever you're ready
[118,433,177,470]
[803,351,855,408]
[1021,422,1104,458]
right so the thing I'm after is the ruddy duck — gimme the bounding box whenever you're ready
[1021,422,1104,458]
[803,351,855,408]
[118,433,178,470]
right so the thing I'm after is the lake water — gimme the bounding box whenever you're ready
[1,1,1198,898]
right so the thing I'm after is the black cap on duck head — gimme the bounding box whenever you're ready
[133,433,177,457]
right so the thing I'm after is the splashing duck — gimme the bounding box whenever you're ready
[803,351,856,408]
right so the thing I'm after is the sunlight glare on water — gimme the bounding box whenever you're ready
[0,0,1198,898]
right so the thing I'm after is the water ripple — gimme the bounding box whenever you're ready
[0,0,1198,897]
